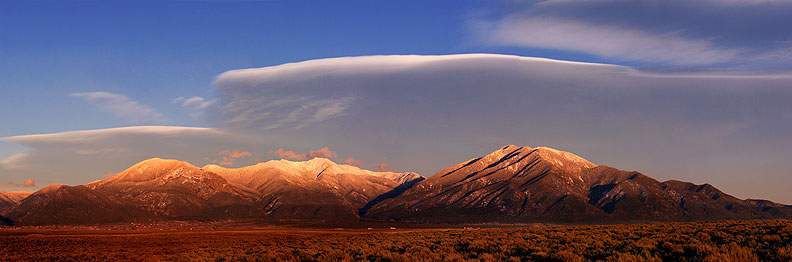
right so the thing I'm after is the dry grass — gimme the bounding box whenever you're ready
[1,219,791,261]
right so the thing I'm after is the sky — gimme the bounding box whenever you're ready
[1,0,792,203]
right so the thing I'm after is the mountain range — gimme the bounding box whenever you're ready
[1,145,790,226]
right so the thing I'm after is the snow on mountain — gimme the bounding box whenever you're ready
[365,145,792,223]
[4,146,789,226]
[202,157,424,219]
[5,157,423,225]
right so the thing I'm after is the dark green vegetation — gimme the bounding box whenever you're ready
[1,219,791,261]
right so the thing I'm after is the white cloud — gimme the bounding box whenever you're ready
[481,17,740,65]
[474,0,792,67]
[172,96,217,120]
[0,152,30,170]
[71,92,166,124]
[5,126,220,145]
[173,96,214,110]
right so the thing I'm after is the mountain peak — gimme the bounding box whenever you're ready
[304,157,336,170]
[100,158,202,184]
[534,146,597,170]
[365,144,792,223]
[201,164,222,170]
[495,144,527,154]
[447,145,596,177]
[30,184,65,196]
[133,157,191,168]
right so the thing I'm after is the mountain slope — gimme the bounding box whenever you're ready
[6,159,267,225]
[4,184,150,225]
[365,145,792,223]
[87,158,264,219]
[5,158,423,225]
[203,158,423,220]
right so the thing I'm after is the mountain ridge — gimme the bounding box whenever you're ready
[2,146,790,226]
[365,145,792,223]
[2,157,424,225]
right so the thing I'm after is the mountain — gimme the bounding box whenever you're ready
[364,145,792,223]
[87,158,264,220]
[5,157,266,226]
[202,158,423,219]
[3,145,789,226]
[4,184,150,226]
[3,158,423,225]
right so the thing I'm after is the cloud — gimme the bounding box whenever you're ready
[344,157,363,167]
[308,147,337,158]
[0,152,29,170]
[268,148,308,160]
[217,150,253,159]
[19,178,35,188]
[473,0,792,67]
[230,151,252,158]
[215,59,379,130]
[211,149,254,166]
[174,96,215,110]
[71,92,166,124]
[5,178,37,188]
[374,162,392,172]
[268,147,338,160]
[481,17,739,65]
[212,54,792,203]
[173,96,216,118]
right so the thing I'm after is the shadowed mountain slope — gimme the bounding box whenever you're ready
[4,184,150,225]
[364,145,792,223]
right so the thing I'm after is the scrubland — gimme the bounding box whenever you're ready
[1,219,791,261]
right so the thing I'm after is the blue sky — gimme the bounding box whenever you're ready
[2,0,792,203]
[1,1,478,134]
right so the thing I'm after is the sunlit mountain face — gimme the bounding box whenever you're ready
[2,157,423,225]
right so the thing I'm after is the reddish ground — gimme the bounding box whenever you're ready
[1,220,791,261]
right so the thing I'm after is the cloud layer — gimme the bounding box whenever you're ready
[473,0,792,67]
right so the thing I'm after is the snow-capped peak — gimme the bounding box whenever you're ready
[534,146,597,169]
